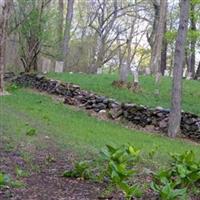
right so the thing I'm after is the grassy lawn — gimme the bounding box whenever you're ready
[1,87,200,167]
[48,72,200,115]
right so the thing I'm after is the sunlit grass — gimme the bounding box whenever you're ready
[1,88,200,166]
[48,72,200,115]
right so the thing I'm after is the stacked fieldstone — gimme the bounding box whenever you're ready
[13,73,200,142]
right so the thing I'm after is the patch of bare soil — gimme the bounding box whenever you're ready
[0,138,105,200]
[0,136,160,200]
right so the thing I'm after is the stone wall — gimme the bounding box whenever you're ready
[13,73,200,142]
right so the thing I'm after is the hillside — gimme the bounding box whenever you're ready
[48,73,200,115]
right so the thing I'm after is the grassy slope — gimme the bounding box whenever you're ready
[1,88,200,166]
[48,72,200,115]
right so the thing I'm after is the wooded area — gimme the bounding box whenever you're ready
[0,0,200,199]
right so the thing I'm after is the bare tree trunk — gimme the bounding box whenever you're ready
[118,25,134,83]
[63,0,74,70]
[94,36,105,73]
[89,0,117,74]
[194,61,200,80]
[116,28,126,82]
[119,62,128,82]
[161,22,167,75]
[168,0,189,138]
[58,0,64,59]
[0,0,12,94]
[188,2,196,79]
[147,1,160,51]
[150,0,167,81]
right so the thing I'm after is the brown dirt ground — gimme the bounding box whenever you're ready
[0,135,160,200]
[0,138,105,200]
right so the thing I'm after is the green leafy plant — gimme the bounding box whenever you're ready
[26,128,37,136]
[7,84,19,92]
[0,172,11,187]
[151,150,200,199]
[151,170,187,200]
[101,144,142,199]
[118,181,143,199]
[148,145,160,159]
[0,172,24,188]
[170,150,200,188]
[16,167,29,177]
[45,154,56,163]
[63,161,92,180]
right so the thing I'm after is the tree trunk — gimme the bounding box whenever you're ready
[150,0,167,81]
[95,36,105,72]
[147,1,160,50]
[0,0,12,94]
[117,28,127,82]
[188,2,196,79]
[161,22,167,75]
[58,0,64,60]
[194,61,200,80]
[168,0,189,138]
[63,0,74,70]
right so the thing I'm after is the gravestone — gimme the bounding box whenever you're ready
[130,64,139,83]
[183,68,187,78]
[164,69,170,76]
[55,61,64,73]
[97,68,102,74]
[42,57,52,73]
[145,67,151,75]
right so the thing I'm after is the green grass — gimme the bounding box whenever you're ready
[47,72,200,115]
[1,88,200,166]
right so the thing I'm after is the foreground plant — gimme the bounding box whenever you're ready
[63,161,92,180]
[151,150,200,200]
[101,144,142,199]
[63,144,142,199]
[0,172,10,187]
[0,171,24,188]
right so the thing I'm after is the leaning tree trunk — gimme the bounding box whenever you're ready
[63,0,74,70]
[168,0,189,138]
[0,0,12,94]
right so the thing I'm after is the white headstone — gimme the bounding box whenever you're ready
[42,57,51,73]
[55,61,64,73]
[164,69,170,76]
[97,68,102,74]
[130,63,139,83]
[183,68,187,78]
[145,67,151,75]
